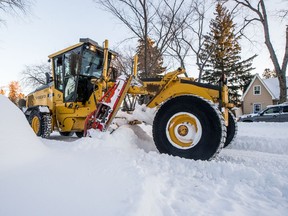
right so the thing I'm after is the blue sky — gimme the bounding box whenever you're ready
[0,0,286,93]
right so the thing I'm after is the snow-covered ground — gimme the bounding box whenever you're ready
[0,95,288,216]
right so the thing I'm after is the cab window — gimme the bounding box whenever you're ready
[63,48,81,102]
[80,49,104,78]
[54,57,64,91]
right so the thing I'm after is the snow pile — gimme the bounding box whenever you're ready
[0,96,288,216]
[229,122,288,155]
[116,104,157,125]
[0,95,48,170]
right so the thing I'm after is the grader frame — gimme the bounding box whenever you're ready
[24,38,237,160]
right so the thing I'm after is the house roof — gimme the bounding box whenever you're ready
[241,74,288,101]
[262,77,280,99]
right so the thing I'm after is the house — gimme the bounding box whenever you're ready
[241,74,288,114]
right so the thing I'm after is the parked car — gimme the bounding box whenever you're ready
[238,103,288,122]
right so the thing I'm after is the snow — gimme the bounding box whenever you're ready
[1,94,288,216]
[263,78,279,99]
[39,106,50,113]
[263,77,288,99]
[0,96,48,171]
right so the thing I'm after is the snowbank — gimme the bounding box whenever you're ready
[0,97,287,216]
[229,122,288,155]
[0,95,48,170]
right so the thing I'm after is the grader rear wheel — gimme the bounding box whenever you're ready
[153,96,226,160]
[28,110,51,138]
[31,113,41,136]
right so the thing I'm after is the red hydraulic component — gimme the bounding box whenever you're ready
[83,75,132,136]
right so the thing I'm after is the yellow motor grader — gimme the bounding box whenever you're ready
[24,38,237,160]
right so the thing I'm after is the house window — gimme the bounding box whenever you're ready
[253,103,261,113]
[253,85,261,95]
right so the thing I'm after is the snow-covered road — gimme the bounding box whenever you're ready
[0,95,288,216]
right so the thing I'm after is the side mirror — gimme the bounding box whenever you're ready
[45,72,52,84]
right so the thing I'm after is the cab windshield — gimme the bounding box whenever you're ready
[53,44,110,103]
[80,49,104,78]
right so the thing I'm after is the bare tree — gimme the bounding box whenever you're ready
[21,63,52,88]
[151,1,192,56]
[94,0,193,75]
[111,47,135,76]
[279,9,288,20]
[232,0,288,103]
[166,29,190,71]
[164,5,194,75]
[95,0,152,75]
[165,0,215,81]
[0,0,31,24]
[262,68,276,79]
[185,3,207,81]
[184,1,215,82]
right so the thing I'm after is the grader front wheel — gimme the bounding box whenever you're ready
[153,96,226,160]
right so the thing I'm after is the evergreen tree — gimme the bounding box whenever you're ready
[136,37,166,78]
[201,3,255,106]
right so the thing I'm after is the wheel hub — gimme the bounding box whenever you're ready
[166,112,202,149]
[177,125,189,136]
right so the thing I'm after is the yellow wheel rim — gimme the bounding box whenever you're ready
[166,112,202,149]
[31,116,40,134]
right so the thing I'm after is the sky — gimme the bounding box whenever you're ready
[0,0,286,93]
[0,0,130,93]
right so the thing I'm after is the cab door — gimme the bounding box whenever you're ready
[63,50,82,102]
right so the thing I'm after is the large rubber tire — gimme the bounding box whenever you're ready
[224,111,238,148]
[153,95,226,160]
[28,110,51,138]
[59,132,75,136]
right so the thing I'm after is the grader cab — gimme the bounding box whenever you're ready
[24,38,237,160]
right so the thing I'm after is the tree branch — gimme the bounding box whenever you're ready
[282,25,288,76]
